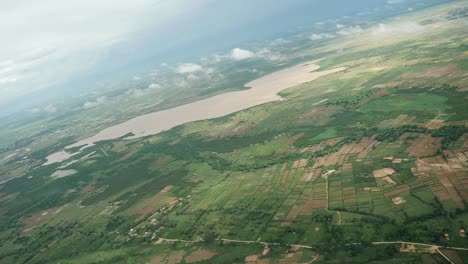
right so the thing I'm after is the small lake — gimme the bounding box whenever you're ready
[45,62,345,165]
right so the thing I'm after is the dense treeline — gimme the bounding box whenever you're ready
[431,125,468,149]
[375,125,427,142]
[376,125,468,148]
[326,89,378,109]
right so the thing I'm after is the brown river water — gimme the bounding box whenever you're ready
[45,62,345,165]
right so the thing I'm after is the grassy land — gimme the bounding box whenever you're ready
[1,1,468,263]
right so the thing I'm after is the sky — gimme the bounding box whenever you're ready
[0,0,416,108]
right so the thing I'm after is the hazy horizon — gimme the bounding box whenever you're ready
[1,0,422,110]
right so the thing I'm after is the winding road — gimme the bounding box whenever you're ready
[154,236,468,263]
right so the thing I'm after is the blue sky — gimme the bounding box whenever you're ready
[0,0,410,106]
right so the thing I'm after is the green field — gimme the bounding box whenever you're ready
[1,1,468,263]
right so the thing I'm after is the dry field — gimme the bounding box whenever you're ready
[185,249,217,263]
[311,137,379,168]
[410,136,468,208]
[406,134,442,157]
[130,185,177,221]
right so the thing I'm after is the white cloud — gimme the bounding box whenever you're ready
[386,0,405,4]
[255,48,285,61]
[44,104,57,113]
[336,23,345,29]
[309,33,335,40]
[337,26,363,36]
[148,83,161,89]
[372,22,425,36]
[230,48,256,61]
[176,63,204,74]
[83,96,106,109]
[270,38,290,46]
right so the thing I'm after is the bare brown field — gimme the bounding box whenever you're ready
[406,134,442,157]
[185,249,217,263]
[166,250,184,264]
[384,186,410,197]
[21,206,63,233]
[130,185,176,221]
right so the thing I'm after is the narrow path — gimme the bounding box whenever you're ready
[99,148,109,156]
[324,174,329,211]
[372,241,468,264]
[154,236,468,262]
[436,248,455,264]
[336,211,342,225]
